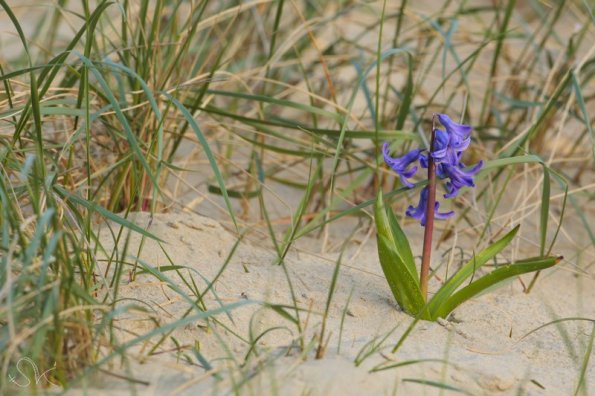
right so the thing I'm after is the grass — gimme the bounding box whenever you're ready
[0,0,593,394]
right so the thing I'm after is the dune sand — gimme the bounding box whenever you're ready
[62,208,594,395]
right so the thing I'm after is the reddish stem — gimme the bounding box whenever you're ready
[420,114,438,301]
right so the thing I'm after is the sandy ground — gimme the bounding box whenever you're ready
[56,208,594,396]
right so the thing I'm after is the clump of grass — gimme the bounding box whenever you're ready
[0,157,94,386]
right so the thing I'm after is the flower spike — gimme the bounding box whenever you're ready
[382,113,482,225]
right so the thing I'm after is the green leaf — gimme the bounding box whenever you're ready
[427,225,520,318]
[385,199,416,275]
[375,191,424,315]
[433,256,560,319]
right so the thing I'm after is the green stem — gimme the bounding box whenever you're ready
[420,114,437,301]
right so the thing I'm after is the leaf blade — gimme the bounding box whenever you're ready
[434,256,560,319]
[375,191,424,315]
[427,225,520,318]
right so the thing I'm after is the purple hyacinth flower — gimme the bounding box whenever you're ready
[382,114,482,226]
[382,142,423,188]
[420,152,448,179]
[449,134,471,151]
[431,129,469,165]
[432,114,483,199]
[437,113,472,139]
[406,186,455,226]
[442,161,484,198]
[429,129,450,161]
[419,153,428,168]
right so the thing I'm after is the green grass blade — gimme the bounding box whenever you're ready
[540,166,550,256]
[479,0,516,123]
[53,185,163,242]
[74,54,160,191]
[500,71,572,157]
[74,300,252,387]
[547,173,569,255]
[402,378,470,394]
[571,71,594,162]
[317,247,345,359]
[163,92,238,231]
[189,102,418,141]
[24,208,55,265]
[517,317,595,343]
[0,0,46,178]
[567,191,594,245]
[206,89,342,122]
[525,165,557,293]
[395,56,413,131]
[275,157,320,265]
[371,358,450,373]
[354,60,376,123]
[574,324,595,396]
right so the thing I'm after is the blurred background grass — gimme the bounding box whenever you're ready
[0,0,593,391]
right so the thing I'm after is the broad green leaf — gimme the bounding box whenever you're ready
[427,225,520,318]
[375,191,424,315]
[433,256,560,319]
[385,197,416,274]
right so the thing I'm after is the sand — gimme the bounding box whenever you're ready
[60,208,594,396]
